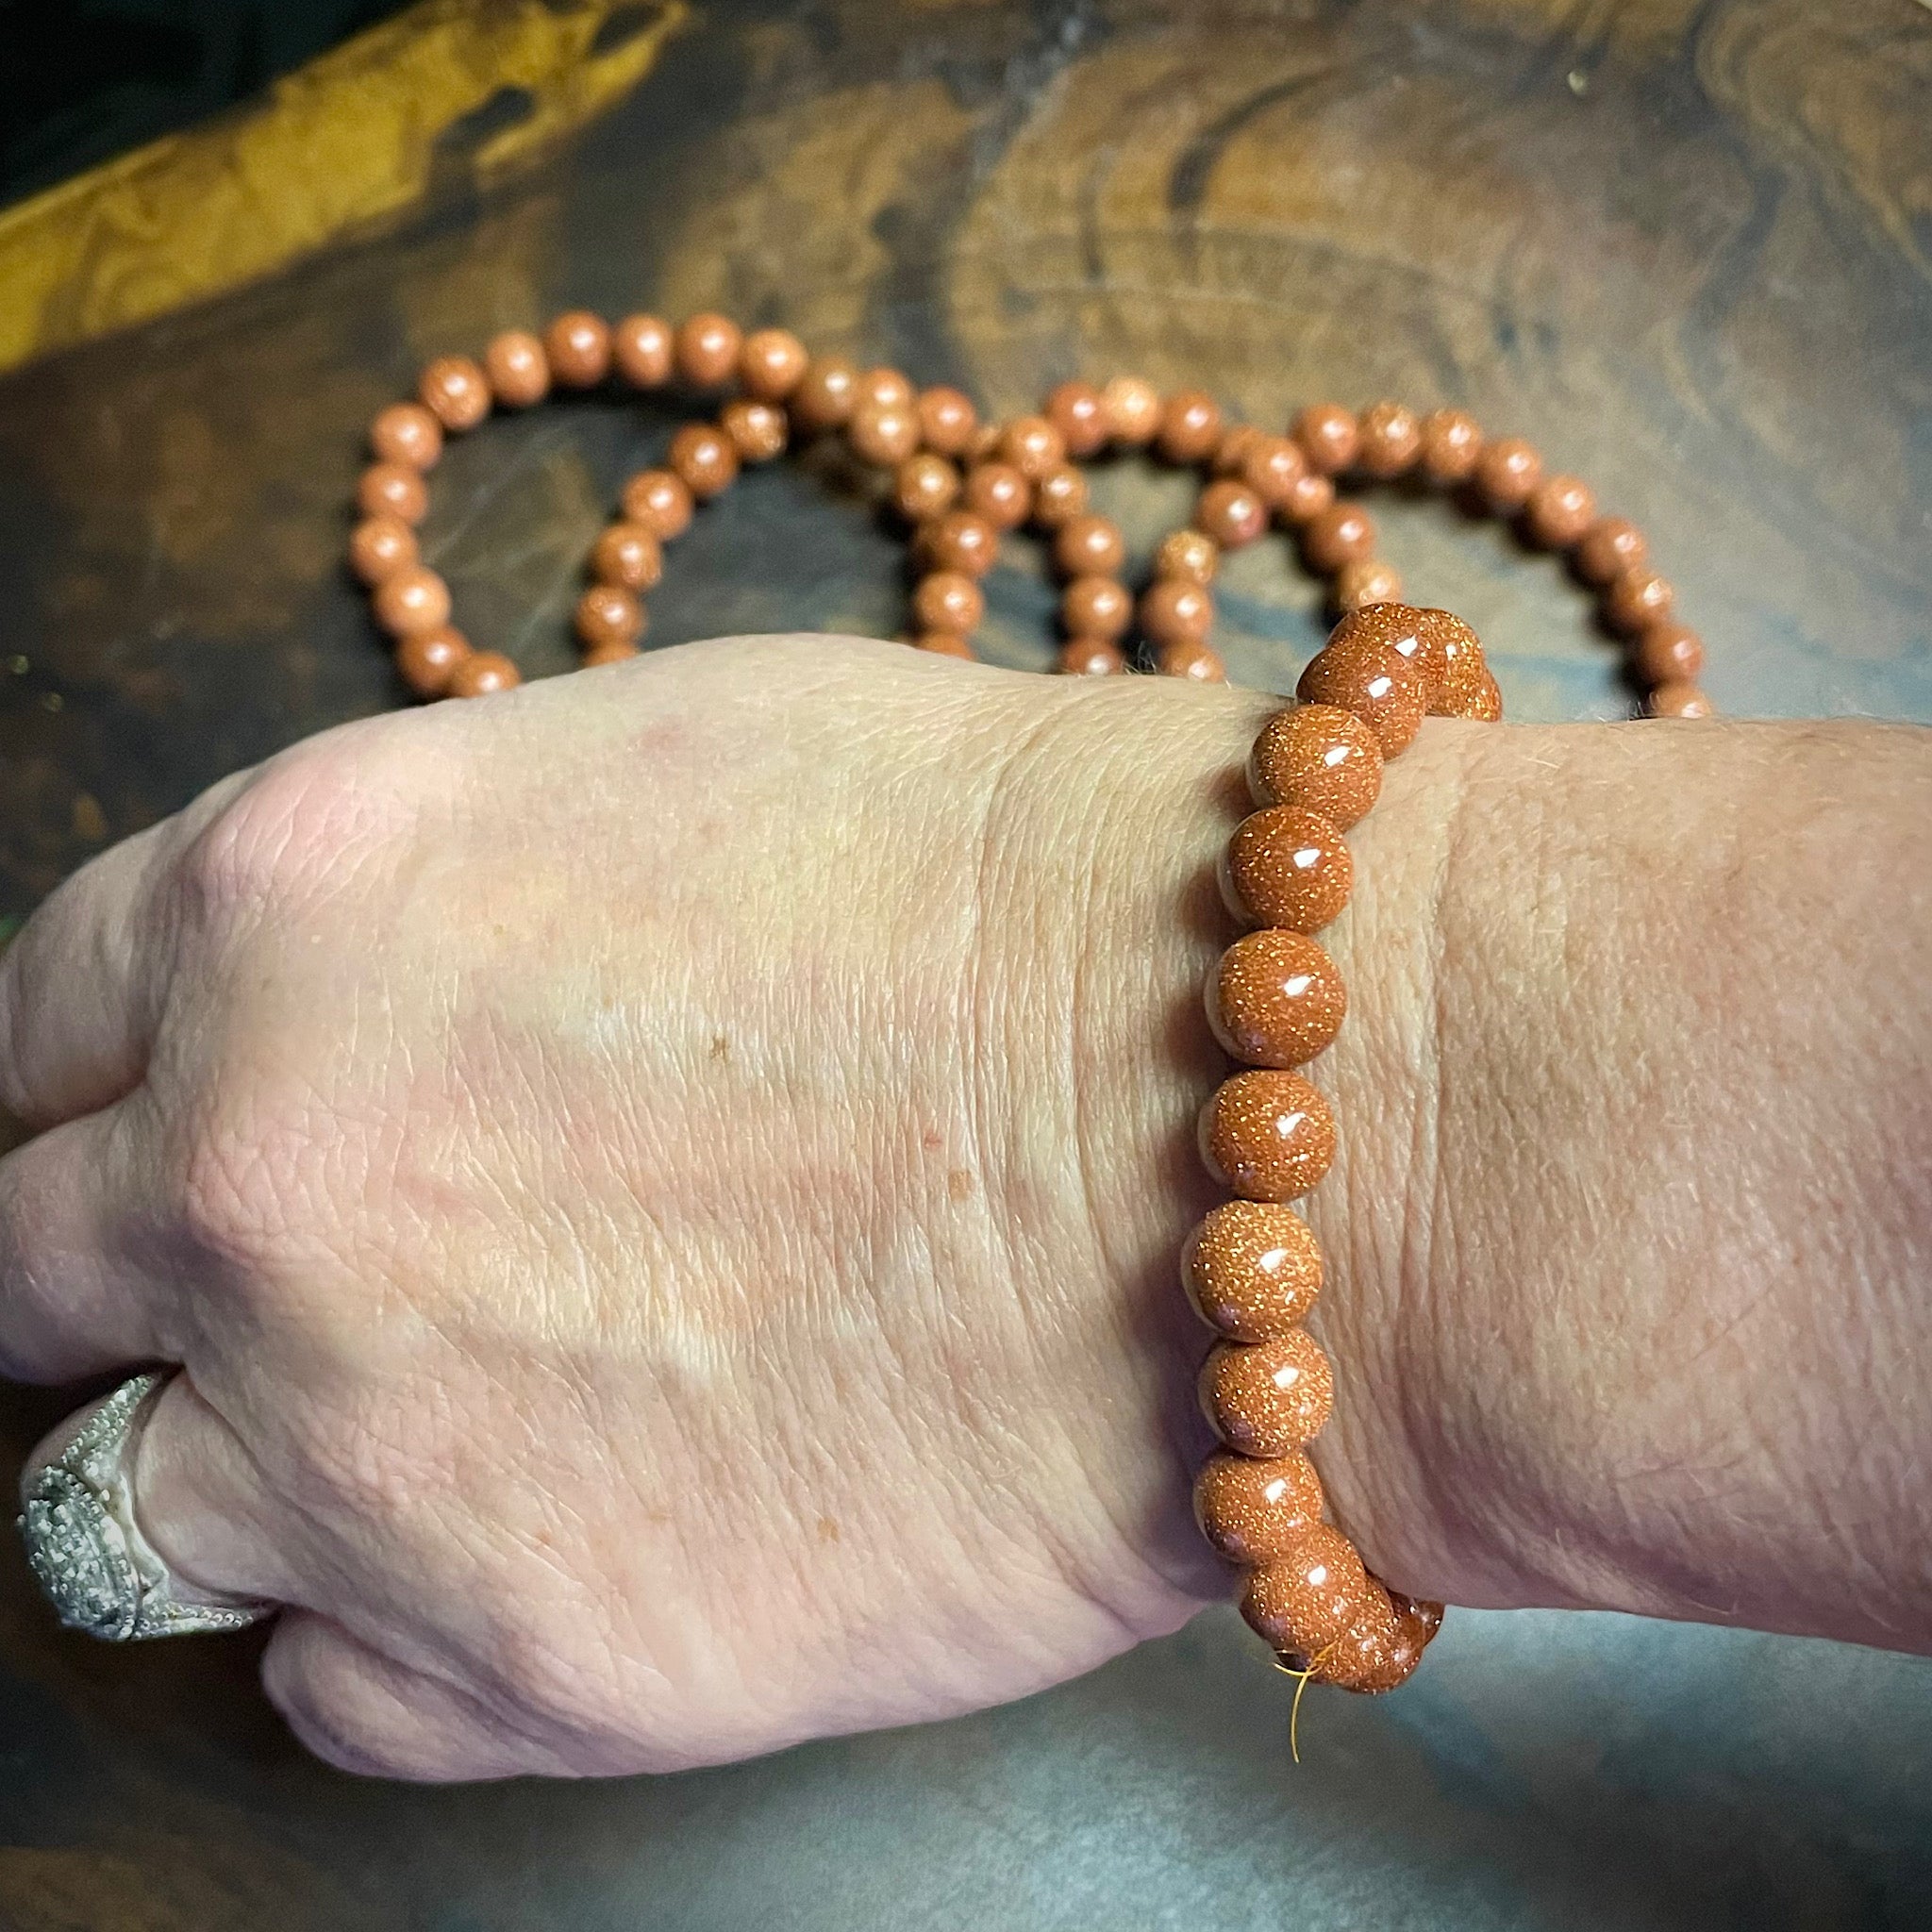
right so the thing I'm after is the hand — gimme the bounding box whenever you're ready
[7,632,1926,1782]
[0,636,1296,1778]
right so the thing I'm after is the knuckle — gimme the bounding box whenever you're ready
[172,1091,327,1282]
[173,732,425,941]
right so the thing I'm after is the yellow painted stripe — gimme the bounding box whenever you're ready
[0,0,690,375]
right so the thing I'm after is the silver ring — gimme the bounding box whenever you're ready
[17,1370,275,1641]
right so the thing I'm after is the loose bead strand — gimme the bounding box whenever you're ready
[351,315,1712,717]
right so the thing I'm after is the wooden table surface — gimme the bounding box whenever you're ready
[1,2,1928,1926]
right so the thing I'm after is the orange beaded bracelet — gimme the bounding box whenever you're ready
[1186,603,1499,1697]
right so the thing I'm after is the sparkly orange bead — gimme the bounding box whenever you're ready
[590,522,664,591]
[543,311,609,388]
[1209,928,1348,1068]
[448,651,521,698]
[669,423,739,498]
[1302,502,1376,574]
[1604,568,1675,635]
[1648,680,1712,718]
[1316,1594,1432,1692]
[791,357,859,431]
[1279,470,1336,525]
[1241,1525,1373,1655]
[395,625,470,698]
[1062,575,1132,641]
[1156,529,1219,586]
[1524,474,1596,548]
[1415,606,1484,697]
[722,398,788,463]
[1575,515,1647,586]
[997,415,1066,481]
[721,396,788,471]
[1295,639,1426,757]
[893,454,959,524]
[964,461,1031,530]
[1393,1591,1445,1645]
[1058,638,1127,675]
[612,313,674,387]
[1632,620,1706,686]
[1334,558,1402,611]
[1196,479,1267,549]
[921,509,997,577]
[1053,513,1125,578]
[1222,805,1353,933]
[1418,407,1483,485]
[484,329,550,408]
[1158,640,1226,682]
[1435,657,1504,721]
[370,402,442,470]
[357,461,428,524]
[1474,436,1543,510]
[1355,400,1422,479]
[1247,703,1383,827]
[739,327,809,401]
[622,469,694,540]
[1030,462,1088,529]
[418,356,490,431]
[1201,1332,1336,1458]
[1239,434,1307,508]
[848,400,920,467]
[1293,402,1358,476]
[1327,603,1465,701]
[1199,1070,1337,1202]
[1193,1450,1324,1566]
[373,564,452,639]
[857,367,915,413]
[912,571,984,636]
[1140,578,1213,648]
[1158,390,1223,464]
[348,515,417,586]
[1101,375,1162,445]
[916,386,978,457]
[575,584,644,649]
[1183,1200,1324,1341]
[912,630,974,658]
[675,312,741,388]
[1044,380,1108,458]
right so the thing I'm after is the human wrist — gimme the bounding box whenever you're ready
[970,672,1488,1619]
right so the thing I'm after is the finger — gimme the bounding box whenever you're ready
[115,1371,310,1607]
[0,1101,165,1383]
[0,822,176,1131]
[262,1613,574,1782]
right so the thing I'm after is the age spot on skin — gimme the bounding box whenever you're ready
[948,1168,975,1203]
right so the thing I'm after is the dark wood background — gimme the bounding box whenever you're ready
[2,2,1929,1926]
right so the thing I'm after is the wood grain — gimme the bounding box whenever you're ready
[0,2,1928,1925]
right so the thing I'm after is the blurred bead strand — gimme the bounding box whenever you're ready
[349,312,1713,716]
